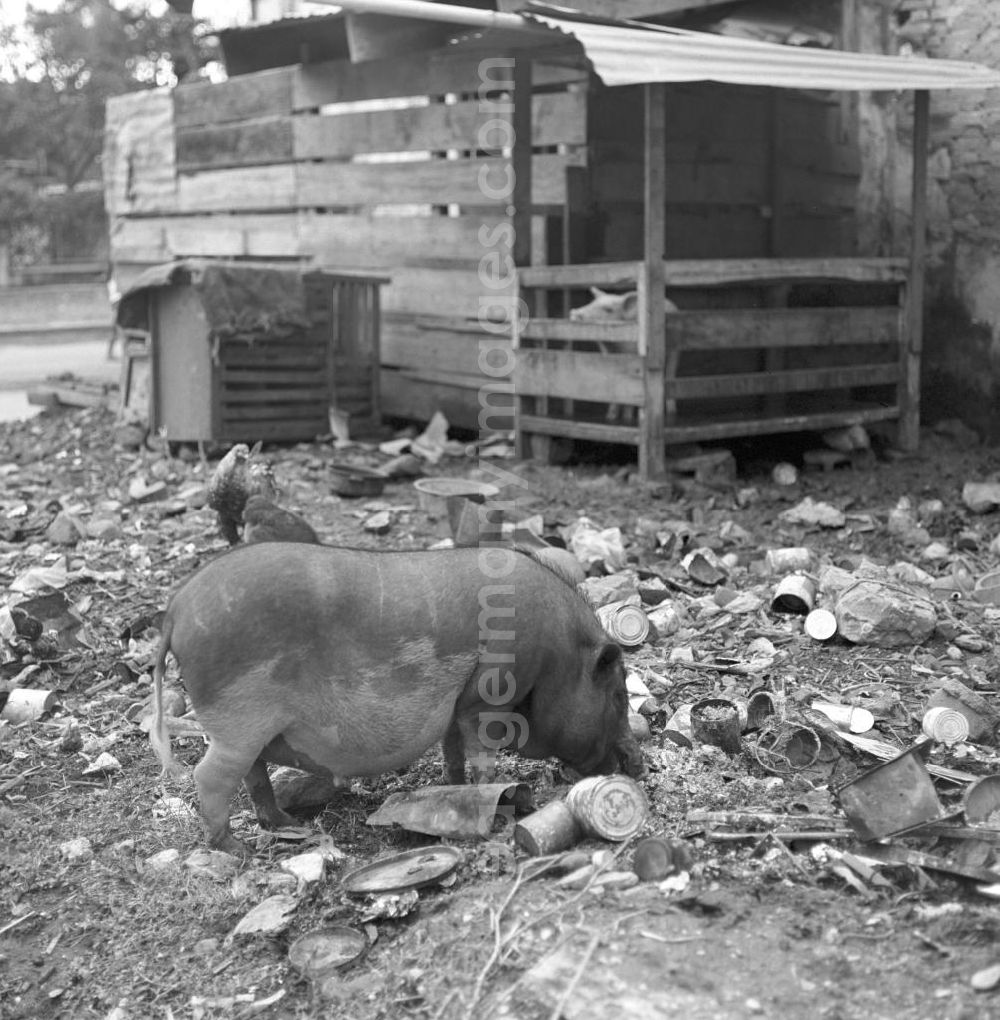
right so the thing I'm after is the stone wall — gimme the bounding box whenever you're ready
[858,0,1000,439]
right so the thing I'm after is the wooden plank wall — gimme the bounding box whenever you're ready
[586,83,859,266]
[104,50,589,427]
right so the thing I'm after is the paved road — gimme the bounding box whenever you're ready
[0,339,119,422]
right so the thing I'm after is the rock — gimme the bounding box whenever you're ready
[362,510,392,534]
[963,481,1000,515]
[834,580,937,647]
[128,477,168,504]
[87,517,123,541]
[142,849,182,873]
[47,511,86,546]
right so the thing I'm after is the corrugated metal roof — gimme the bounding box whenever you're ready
[530,11,1000,91]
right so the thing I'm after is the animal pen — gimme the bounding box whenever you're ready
[102,1,1000,476]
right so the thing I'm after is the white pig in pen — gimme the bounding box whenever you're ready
[569,287,679,424]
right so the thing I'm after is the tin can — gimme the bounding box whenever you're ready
[765,547,812,573]
[566,775,648,841]
[770,574,816,615]
[804,607,838,641]
[922,706,970,745]
[596,601,649,647]
[513,799,580,857]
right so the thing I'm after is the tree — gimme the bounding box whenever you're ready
[0,1,217,261]
[0,1,217,192]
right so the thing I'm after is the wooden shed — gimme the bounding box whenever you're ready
[102,0,1000,474]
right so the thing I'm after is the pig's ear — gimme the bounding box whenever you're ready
[621,292,639,317]
[589,286,605,298]
[594,642,623,685]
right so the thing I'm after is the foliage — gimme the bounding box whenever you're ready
[0,1,217,194]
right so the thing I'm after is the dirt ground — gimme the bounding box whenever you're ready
[3,405,1000,1020]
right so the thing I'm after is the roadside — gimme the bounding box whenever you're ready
[0,338,118,422]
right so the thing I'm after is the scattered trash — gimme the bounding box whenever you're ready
[779,497,846,529]
[565,774,648,841]
[366,783,532,839]
[514,799,580,857]
[691,698,742,755]
[765,546,813,573]
[288,928,367,982]
[632,837,693,881]
[230,894,298,939]
[921,706,970,745]
[681,547,726,586]
[835,743,955,840]
[770,574,816,615]
[925,678,1000,745]
[751,722,821,774]
[0,687,56,723]
[330,464,386,498]
[341,846,463,896]
[810,701,874,734]
[963,775,1000,826]
[596,598,650,647]
[804,607,838,641]
[566,518,628,573]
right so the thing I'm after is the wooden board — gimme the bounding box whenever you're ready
[665,307,900,351]
[381,314,504,376]
[660,405,899,444]
[519,258,906,289]
[293,89,585,160]
[300,211,508,268]
[170,153,578,214]
[515,349,644,404]
[174,67,295,127]
[665,363,900,400]
[176,116,294,172]
[104,89,177,217]
[296,152,581,209]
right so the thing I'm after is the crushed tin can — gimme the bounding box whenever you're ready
[566,775,648,841]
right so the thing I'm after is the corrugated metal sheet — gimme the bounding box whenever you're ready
[531,13,1000,91]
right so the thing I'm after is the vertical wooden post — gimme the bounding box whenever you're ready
[639,82,667,479]
[900,89,928,451]
[510,55,537,460]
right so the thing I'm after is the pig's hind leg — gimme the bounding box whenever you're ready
[193,741,266,856]
[243,757,297,832]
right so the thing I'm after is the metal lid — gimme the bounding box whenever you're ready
[341,846,462,895]
[288,928,367,978]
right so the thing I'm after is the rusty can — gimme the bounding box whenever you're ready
[596,601,649,647]
[566,775,648,841]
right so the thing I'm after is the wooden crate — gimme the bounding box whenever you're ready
[122,264,386,443]
[303,270,387,433]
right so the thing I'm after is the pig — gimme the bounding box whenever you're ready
[568,286,679,322]
[151,543,645,855]
[569,287,679,424]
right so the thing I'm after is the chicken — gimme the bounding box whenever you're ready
[207,444,251,544]
[242,495,320,545]
[207,443,282,545]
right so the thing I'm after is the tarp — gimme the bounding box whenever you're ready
[530,10,1000,92]
[117,259,309,340]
